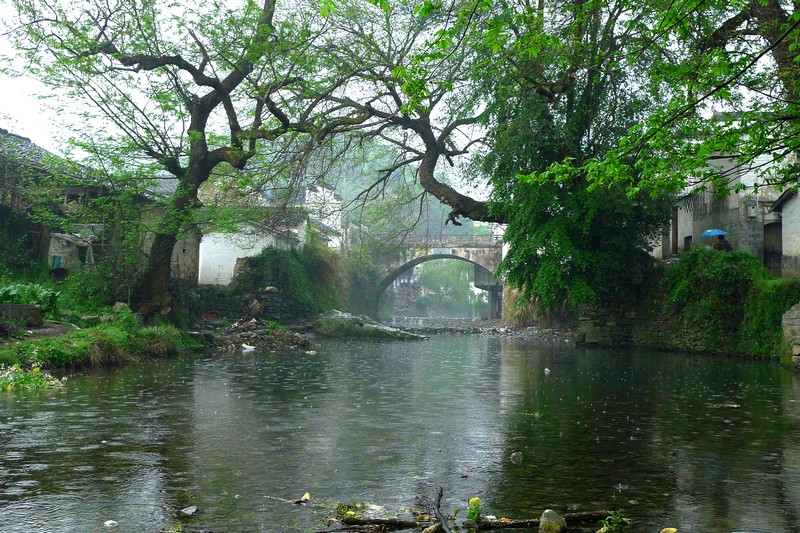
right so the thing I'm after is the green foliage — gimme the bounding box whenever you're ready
[233,243,349,315]
[662,248,769,335]
[414,260,485,317]
[738,278,800,357]
[466,497,483,522]
[476,1,674,312]
[335,501,366,519]
[345,252,380,314]
[301,239,348,310]
[0,314,22,339]
[0,363,65,391]
[0,282,60,316]
[660,248,800,357]
[57,266,118,314]
[496,177,671,310]
[0,319,198,371]
[0,207,37,272]
[598,509,631,531]
[234,248,308,308]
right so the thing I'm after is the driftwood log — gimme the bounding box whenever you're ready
[341,517,432,528]
[469,510,615,530]
[433,487,454,533]
[307,487,614,532]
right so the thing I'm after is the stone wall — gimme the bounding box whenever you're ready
[576,299,716,353]
[578,292,800,367]
[193,286,312,324]
[781,303,800,370]
[575,302,636,346]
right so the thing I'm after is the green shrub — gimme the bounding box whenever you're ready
[0,314,23,339]
[233,248,315,310]
[57,263,136,314]
[662,248,769,337]
[0,363,65,391]
[232,243,351,315]
[0,318,200,372]
[661,248,800,358]
[0,282,61,316]
[302,240,347,309]
[737,278,800,357]
[345,252,380,315]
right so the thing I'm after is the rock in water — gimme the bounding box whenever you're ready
[312,310,427,340]
[180,505,198,516]
[539,509,567,533]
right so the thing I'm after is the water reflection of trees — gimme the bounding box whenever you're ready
[489,342,800,531]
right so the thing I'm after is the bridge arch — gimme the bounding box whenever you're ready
[371,253,503,320]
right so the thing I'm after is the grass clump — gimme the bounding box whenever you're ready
[0,317,202,375]
[0,363,65,391]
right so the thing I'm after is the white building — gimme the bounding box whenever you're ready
[196,182,343,286]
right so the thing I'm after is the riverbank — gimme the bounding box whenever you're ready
[0,312,323,390]
[0,310,573,392]
[0,310,206,389]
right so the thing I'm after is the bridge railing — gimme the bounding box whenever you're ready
[369,233,503,248]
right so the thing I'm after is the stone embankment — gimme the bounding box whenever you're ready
[781,302,800,369]
[576,301,712,353]
[401,323,576,343]
[577,299,800,369]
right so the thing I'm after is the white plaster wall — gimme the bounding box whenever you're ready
[306,186,342,248]
[783,197,800,257]
[198,232,275,285]
[676,202,694,252]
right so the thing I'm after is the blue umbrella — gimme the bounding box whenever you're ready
[700,229,728,237]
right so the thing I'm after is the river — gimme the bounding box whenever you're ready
[2,334,800,532]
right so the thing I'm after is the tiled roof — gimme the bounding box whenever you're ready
[0,127,86,180]
[0,127,55,169]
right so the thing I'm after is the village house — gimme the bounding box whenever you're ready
[195,182,344,286]
[768,189,800,277]
[0,127,199,281]
[197,216,302,286]
[2,126,349,288]
[0,127,106,269]
[652,151,787,276]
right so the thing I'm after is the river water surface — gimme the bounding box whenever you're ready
[2,334,800,532]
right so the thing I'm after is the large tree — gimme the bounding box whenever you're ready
[4,0,366,315]
[572,0,800,194]
[325,0,674,308]
[327,0,798,308]
[317,0,504,226]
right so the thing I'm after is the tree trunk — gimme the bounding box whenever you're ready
[131,231,178,318]
[752,0,797,101]
[417,146,505,225]
[131,176,202,318]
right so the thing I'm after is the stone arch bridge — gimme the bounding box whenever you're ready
[366,233,505,320]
